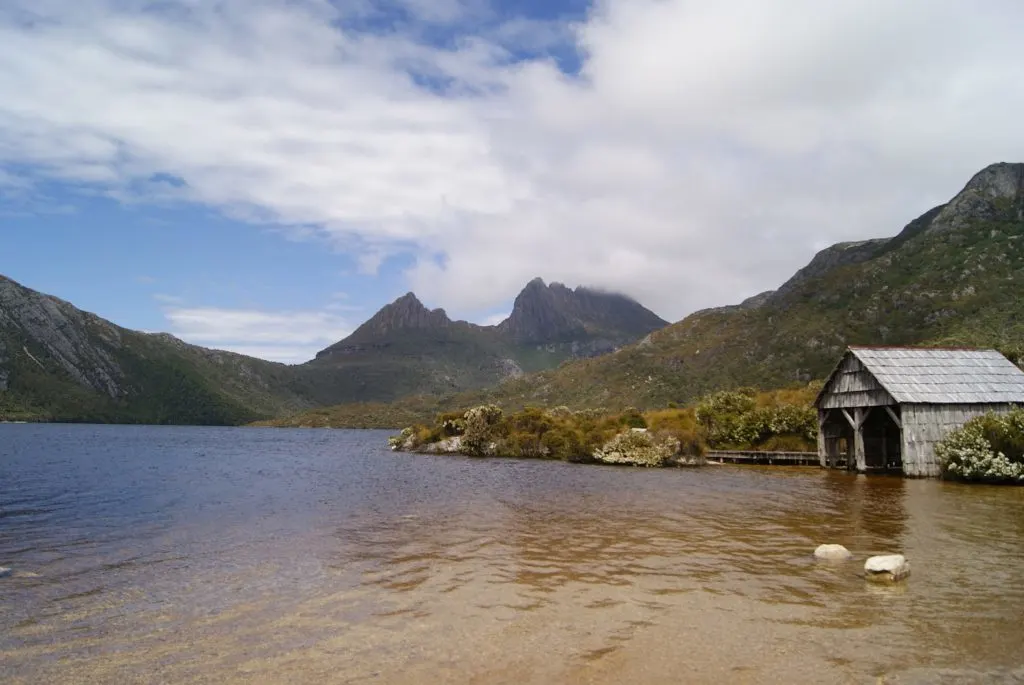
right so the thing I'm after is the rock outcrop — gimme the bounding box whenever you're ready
[0,275,126,398]
[928,162,1024,233]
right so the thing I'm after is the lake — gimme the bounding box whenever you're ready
[2,424,1024,684]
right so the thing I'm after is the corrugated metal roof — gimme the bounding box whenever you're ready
[836,347,1024,404]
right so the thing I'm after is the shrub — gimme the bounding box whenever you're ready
[593,430,678,467]
[540,424,587,461]
[760,434,815,452]
[694,386,817,450]
[936,409,1024,483]
[618,407,648,429]
[462,404,505,456]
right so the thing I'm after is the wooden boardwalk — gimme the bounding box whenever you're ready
[705,450,820,466]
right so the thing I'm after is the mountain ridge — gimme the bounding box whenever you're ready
[0,274,666,422]
[269,161,1024,427]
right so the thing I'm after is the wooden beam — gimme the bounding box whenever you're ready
[884,405,902,428]
[856,406,873,429]
[840,409,856,429]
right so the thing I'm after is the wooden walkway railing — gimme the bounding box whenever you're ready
[705,450,820,466]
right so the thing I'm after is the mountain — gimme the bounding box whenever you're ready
[306,279,668,402]
[270,161,1024,427]
[467,162,1024,410]
[0,275,317,423]
[0,275,666,423]
[497,278,668,353]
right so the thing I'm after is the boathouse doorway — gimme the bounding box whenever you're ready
[820,409,853,468]
[862,407,902,472]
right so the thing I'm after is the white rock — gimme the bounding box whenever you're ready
[0,567,12,578]
[814,544,853,561]
[864,554,910,582]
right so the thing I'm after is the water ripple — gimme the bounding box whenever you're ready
[2,426,1024,683]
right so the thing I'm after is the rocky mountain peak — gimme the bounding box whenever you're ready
[316,292,453,357]
[357,292,451,336]
[961,162,1024,198]
[930,162,1024,233]
[497,277,667,345]
[498,278,582,343]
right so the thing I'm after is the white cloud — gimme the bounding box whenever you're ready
[1,0,1023,324]
[479,311,509,327]
[162,305,353,364]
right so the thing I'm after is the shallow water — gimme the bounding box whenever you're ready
[1,425,1023,684]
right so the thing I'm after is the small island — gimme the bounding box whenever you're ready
[388,385,820,467]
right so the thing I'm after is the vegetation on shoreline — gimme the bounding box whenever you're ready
[937,408,1024,483]
[387,383,820,466]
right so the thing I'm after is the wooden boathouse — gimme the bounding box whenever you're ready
[815,347,1024,477]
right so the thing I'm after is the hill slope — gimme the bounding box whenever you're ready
[270,161,1024,427]
[0,276,315,423]
[476,162,1024,409]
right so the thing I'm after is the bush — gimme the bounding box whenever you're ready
[936,409,1024,483]
[593,430,678,467]
[694,386,817,450]
[618,407,648,429]
[540,424,587,461]
[462,404,504,456]
[760,434,815,452]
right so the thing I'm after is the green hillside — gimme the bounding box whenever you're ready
[269,162,1024,427]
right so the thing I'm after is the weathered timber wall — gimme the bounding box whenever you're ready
[819,355,896,409]
[901,403,1016,477]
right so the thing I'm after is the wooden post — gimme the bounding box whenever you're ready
[817,409,827,468]
[853,407,867,472]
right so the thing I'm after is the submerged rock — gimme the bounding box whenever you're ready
[0,567,12,578]
[864,554,910,582]
[814,544,853,561]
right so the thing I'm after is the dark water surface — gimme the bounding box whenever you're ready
[2,425,1024,684]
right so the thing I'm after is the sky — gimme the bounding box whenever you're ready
[1,0,1023,364]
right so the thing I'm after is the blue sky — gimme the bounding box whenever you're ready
[2,0,1023,362]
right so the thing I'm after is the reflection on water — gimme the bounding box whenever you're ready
[2,425,1024,684]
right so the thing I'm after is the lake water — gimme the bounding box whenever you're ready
[2,425,1024,684]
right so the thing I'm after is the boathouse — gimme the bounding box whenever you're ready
[815,347,1024,477]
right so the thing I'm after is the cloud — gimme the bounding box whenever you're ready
[480,311,509,327]
[1,0,1023,323]
[162,305,352,363]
